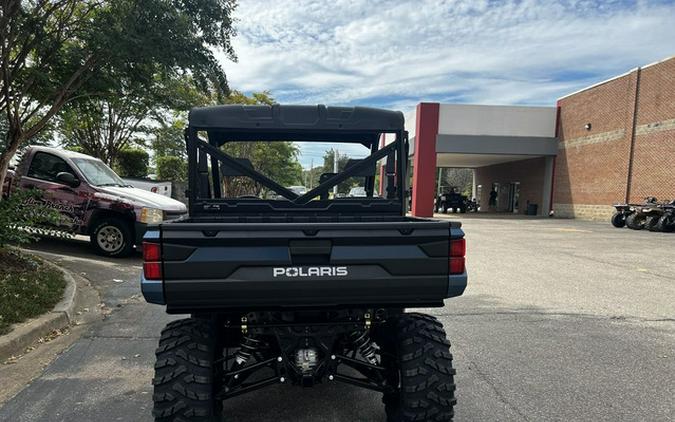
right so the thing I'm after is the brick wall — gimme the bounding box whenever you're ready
[630,58,675,202]
[554,56,675,219]
[475,157,545,214]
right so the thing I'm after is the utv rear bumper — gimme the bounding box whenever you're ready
[141,271,467,311]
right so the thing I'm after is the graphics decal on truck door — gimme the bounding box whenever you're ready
[23,151,89,231]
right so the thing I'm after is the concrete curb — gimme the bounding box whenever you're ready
[0,258,79,361]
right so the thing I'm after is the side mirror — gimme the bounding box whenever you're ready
[56,171,80,188]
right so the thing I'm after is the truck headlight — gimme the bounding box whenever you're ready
[139,207,163,224]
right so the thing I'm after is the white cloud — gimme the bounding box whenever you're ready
[217,0,675,114]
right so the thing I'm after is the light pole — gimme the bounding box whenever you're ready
[333,149,339,196]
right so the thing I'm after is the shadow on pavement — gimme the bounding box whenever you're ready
[23,235,141,263]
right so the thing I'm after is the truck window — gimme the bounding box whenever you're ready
[71,158,126,187]
[27,152,74,183]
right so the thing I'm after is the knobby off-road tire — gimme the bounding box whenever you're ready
[384,313,456,422]
[153,318,223,422]
[626,213,645,230]
[611,212,626,228]
[646,215,662,232]
[655,214,675,233]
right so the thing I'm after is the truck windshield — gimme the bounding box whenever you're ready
[72,158,128,187]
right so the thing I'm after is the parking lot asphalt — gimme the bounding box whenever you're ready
[0,217,673,421]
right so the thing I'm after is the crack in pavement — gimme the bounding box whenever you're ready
[560,250,675,282]
[433,310,675,326]
[464,357,533,422]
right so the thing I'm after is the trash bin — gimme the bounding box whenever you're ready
[527,203,538,215]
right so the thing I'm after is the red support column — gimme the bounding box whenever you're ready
[411,102,440,217]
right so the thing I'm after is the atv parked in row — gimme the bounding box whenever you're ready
[613,197,675,232]
[142,105,467,421]
[644,200,675,232]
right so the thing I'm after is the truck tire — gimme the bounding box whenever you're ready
[153,318,223,422]
[625,213,645,230]
[90,218,134,257]
[383,313,456,422]
[611,212,626,228]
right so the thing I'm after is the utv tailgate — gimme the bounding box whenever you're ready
[150,220,466,312]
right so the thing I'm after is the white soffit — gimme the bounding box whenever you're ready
[438,104,557,138]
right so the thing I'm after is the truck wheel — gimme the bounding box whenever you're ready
[625,213,646,230]
[90,218,134,257]
[153,318,223,422]
[383,313,456,422]
[611,212,626,228]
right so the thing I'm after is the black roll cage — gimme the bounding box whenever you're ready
[185,127,408,217]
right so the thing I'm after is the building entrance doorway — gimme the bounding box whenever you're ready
[508,182,520,213]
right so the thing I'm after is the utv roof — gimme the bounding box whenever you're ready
[188,104,404,132]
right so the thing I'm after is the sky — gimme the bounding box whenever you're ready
[217,0,675,167]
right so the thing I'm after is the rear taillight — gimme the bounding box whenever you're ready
[143,242,162,280]
[450,238,466,257]
[449,238,466,275]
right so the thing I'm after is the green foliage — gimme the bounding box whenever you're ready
[0,250,66,335]
[156,156,187,182]
[440,168,473,197]
[114,148,149,178]
[321,149,361,194]
[0,189,67,247]
[221,141,302,197]
[1,115,53,153]
[152,120,188,161]
[1,0,238,187]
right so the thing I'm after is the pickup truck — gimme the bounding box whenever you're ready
[3,146,186,257]
[141,105,467,421]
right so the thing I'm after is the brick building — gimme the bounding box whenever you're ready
[404,56,675,220]
[554,56,675,220]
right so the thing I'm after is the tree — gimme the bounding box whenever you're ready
[440,168,473,196]
[152,119,188,162]
[0,0,237,196]
[114,148,148,178]
[221,137,303,198]
[59,75,210,165]
[321,148,357,194]
[156,156,187,183]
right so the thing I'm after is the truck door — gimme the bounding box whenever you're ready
[22,151,88,232]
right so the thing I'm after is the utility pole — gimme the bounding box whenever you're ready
[333,149,339,196]
[309,158,314,188]
[437,168,443,196]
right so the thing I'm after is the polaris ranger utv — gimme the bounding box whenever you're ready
[141,105,467,421]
